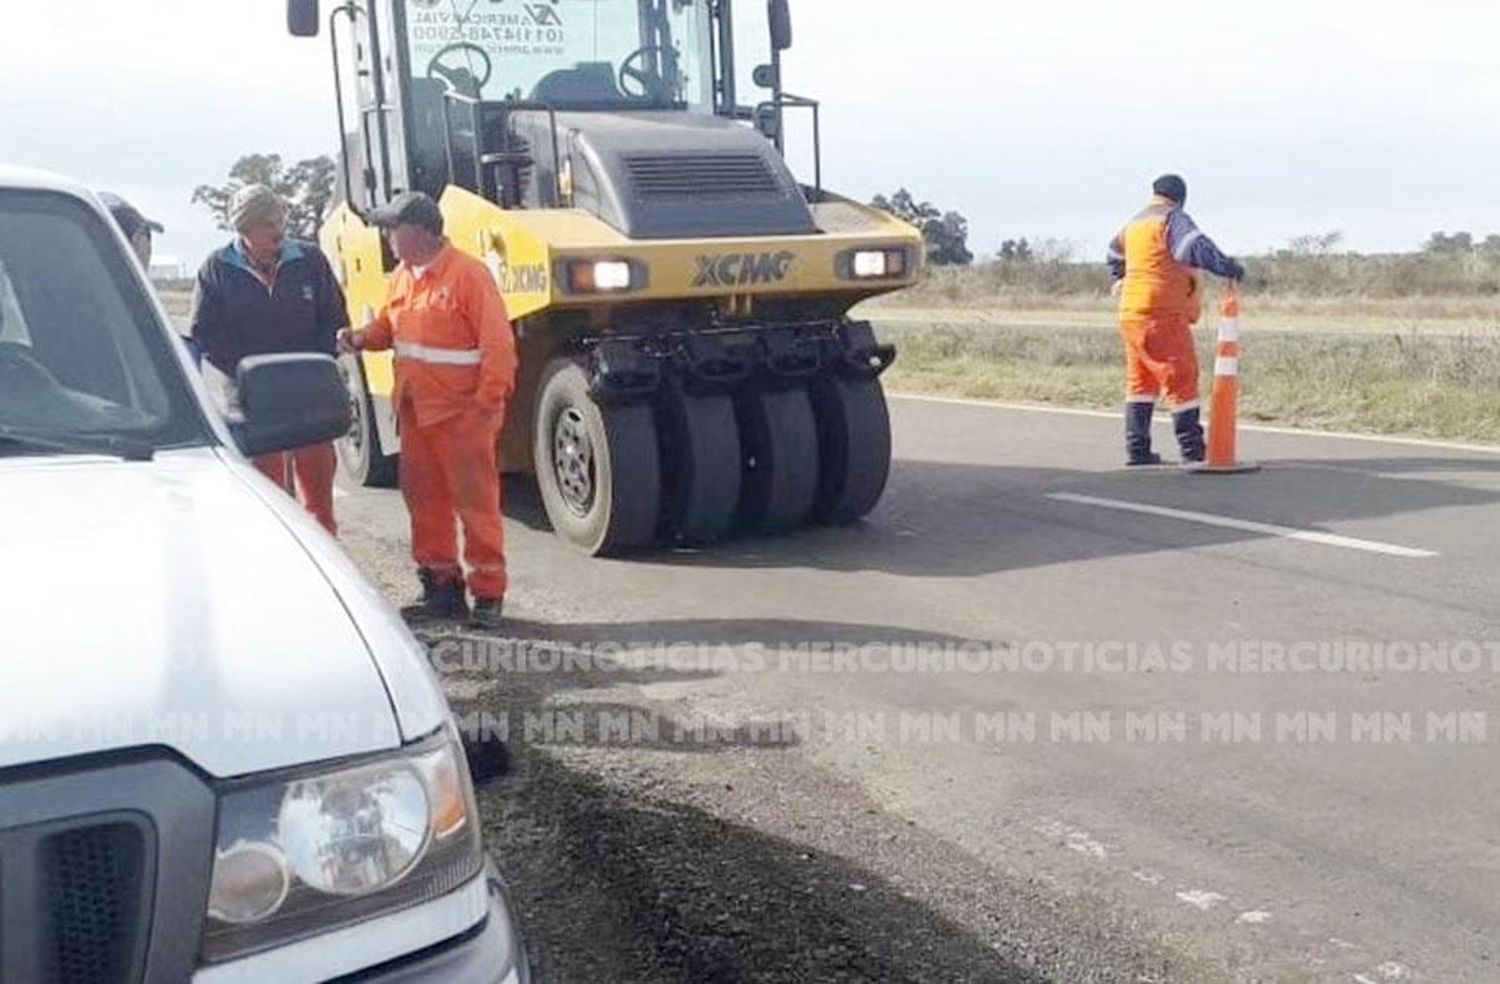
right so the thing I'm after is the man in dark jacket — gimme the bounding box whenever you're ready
[190,184,348,534]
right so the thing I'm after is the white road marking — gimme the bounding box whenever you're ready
[1065,835,1107,859]
[1046,492,1439,559]
[1237,910,1273,925]
[1036,821,1109,859]
[1283,462,1500,491]
[1175,889,1227,910]
[891,392,1500,456]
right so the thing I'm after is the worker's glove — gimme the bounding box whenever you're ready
[1109,279,1124,298]
[1226,260,1247,282]
[336,328,360,354]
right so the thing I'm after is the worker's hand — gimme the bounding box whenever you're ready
[1226,259,1247,282]
[336,328,361,355]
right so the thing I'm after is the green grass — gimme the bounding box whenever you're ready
[881,322,1500,446]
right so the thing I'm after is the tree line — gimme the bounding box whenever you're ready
[190,158,1494,269]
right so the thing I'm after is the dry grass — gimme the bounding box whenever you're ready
[861,257,1500,445]
[157,286,192,328]
[866,257,1500,332]
[880,320,1500,446]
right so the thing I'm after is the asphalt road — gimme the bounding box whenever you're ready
[338,395,1500,983]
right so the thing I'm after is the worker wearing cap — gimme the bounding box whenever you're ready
[190,184,347,534]
[339,192,516,629]
[1107,175,1245,466]
[99,192,164,269]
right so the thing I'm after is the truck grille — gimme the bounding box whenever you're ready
[0,817,154,984]
[44,824,151,984]
[624,153,782,198]
[0,756,214,983]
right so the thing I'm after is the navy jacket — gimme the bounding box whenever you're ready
[189,239,348,377]
[1107,208,1244,283]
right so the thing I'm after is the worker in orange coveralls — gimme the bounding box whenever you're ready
[1107,174,1245,466]
[339,192,516,629]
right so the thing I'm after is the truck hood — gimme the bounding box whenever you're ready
[0,448,404,777]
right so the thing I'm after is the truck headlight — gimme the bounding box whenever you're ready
[840,247,910,281]
[201,730,483,964]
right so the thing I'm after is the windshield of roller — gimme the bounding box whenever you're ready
[403,0,714,111]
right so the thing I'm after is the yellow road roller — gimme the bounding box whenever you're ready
[288,0,922,555]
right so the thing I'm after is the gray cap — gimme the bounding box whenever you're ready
[368,191,444,235]
[229,184,289,232]
[99,192,164,238]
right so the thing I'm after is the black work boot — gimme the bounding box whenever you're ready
[1125,401,1161,466]
[401,568,469,622]
[1174,406,1206,464]
[468,596,504,631]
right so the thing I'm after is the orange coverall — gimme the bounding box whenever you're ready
[1107,195,1243,463]
[1112,198,1204,409]
[360,245,517,600]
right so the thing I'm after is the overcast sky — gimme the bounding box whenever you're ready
[2,0,1497,269]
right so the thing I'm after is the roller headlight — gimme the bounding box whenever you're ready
[560,257,644,294]
[839,247,911,281]
[201,732,483,964]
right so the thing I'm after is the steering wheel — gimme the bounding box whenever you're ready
[0,342,60,394]
[618,45,669,100]
[428,43,493,96]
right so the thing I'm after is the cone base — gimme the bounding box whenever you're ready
[1186,460,1261,475]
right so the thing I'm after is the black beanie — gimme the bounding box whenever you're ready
[1153,174,1187,204]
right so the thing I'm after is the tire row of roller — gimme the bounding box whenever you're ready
[532,327,893,557]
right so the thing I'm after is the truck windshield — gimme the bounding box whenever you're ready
[403,0,714,111]
[0,190,207,458]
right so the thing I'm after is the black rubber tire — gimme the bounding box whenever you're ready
[735,386,819,534]
[534,359,661,556]
[657,382,742,545]
[336,354,399,488]
[810,376,892,524]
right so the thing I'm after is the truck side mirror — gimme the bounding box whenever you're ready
[288,0,321,37]
[231,354,351,456]
[769,0,793,51]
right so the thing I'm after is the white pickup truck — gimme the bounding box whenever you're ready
[0,166,528,983]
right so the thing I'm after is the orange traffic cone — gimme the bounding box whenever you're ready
[1190,286,1260,474]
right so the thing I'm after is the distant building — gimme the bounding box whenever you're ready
[148,255,187,282]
